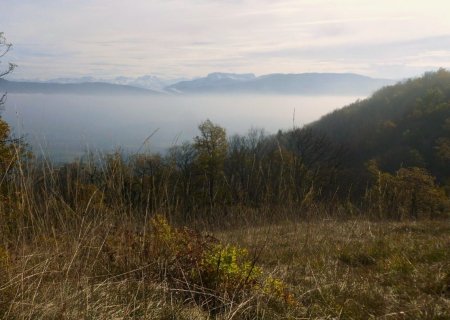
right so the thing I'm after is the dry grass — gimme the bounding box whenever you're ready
[218,219,450,319]
[0,154,448,319]
[1,214,449,319]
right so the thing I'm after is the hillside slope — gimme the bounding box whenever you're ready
[310,69,450,183]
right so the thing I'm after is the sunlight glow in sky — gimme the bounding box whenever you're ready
[2,0,450,80]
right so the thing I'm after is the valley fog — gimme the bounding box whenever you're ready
[3,94,362,162]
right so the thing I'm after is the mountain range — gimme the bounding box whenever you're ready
[166,72,394,95]
[0,79,160,95]
[43,75,186,92]
[2,72,395,95]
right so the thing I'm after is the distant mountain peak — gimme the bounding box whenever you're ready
[206,72,256,81]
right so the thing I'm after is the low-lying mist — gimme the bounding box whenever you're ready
[3,93,362,162]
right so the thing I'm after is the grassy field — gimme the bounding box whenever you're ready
[218,219,450,319]
[1,214,448,319]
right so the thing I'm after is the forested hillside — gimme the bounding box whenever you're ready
[310,69,450,187]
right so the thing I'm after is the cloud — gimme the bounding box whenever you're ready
[1,0,450,79]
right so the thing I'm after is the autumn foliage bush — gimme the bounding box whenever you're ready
[100,215,294,314]
[366,161,450,219]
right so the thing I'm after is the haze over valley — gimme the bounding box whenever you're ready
[1,71,387,161]
[3,93,362,161]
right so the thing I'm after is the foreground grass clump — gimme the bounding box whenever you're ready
[2,213,297,319]
[102,215,295,315]
[0,246,12,316]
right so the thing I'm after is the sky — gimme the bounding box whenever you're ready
[2,0,450,80]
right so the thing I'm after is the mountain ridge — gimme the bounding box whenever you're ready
[5,72,395,95]
[166,72,395,95]
[0,79,160,95]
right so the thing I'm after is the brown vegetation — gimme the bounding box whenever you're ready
[0,150,448,319]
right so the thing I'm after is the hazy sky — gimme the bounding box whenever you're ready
[2,0,450,80]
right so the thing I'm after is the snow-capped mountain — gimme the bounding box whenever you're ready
[40,75,185,92]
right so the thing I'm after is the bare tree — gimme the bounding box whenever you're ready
[0,33,22,177]
[0,32,16,106]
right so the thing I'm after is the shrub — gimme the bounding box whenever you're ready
[100,215,295,315]
[366,161,450,219]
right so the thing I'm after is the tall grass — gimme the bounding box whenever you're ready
[0,143,449,319]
